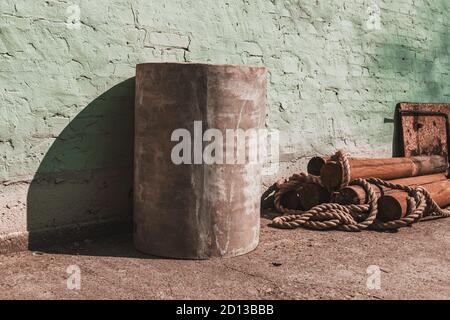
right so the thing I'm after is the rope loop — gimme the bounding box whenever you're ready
[331,149,351,189]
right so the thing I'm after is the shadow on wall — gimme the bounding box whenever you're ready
[27,78,136,251]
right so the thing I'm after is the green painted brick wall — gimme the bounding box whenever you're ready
[0,0,449,244]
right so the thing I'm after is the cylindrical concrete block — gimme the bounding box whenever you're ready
[134,63,267,259]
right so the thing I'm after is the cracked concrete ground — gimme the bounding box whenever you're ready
[0,217,449,300]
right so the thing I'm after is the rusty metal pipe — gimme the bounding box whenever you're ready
[335,173,447,205]
[307,156,329,176]
[320,156,447,190]
[377,179,450,222]
[297,183,330,210]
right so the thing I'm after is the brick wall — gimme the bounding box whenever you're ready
[1,0,449,251]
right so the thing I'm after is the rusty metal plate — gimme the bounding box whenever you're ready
[396,102,450,160]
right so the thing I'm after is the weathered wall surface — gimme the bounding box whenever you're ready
[1,0,449,251]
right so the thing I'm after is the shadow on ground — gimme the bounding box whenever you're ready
[27,77,137,257]
[41,233,159,259]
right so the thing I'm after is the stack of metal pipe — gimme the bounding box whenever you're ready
[306,155,449,222]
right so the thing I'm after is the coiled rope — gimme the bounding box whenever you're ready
[263,150,450,231]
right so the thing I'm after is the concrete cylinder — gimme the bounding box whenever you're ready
[134,63,267,259]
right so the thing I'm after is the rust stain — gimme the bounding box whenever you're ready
[397,102,450,160]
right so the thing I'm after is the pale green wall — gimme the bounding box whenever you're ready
[0,0,449,247]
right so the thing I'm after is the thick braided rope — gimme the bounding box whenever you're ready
[421,186,450,218]
[271,178,377,231]
[273,173,322,214]
[268,150,450,231]
[261,181,279,209]
[364,178,446,230]
[330,150,351,190]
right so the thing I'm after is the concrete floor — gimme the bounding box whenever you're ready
[0,217,449,300]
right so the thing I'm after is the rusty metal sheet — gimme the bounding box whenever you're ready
[396,102,450,160]
[134,63,266,259]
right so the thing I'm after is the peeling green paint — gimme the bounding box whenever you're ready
[1,0,449,182]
